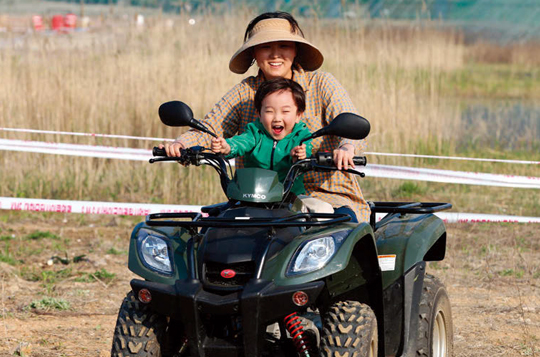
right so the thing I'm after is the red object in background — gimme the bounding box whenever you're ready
[64,13,77,29]
[51,15,64,31]
[32,15,44,31]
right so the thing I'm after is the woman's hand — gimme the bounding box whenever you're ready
[333,143,355,170]
[158,140,185,157]
[291,144,306,162]
[211,137,231,155]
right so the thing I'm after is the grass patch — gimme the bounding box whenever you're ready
[106,247,127,255]
[25,231,60,240]
[498,269,524,279]
[443,63,540,99]
[392,181,427,198]
[19,267,74,283]
[75,269,116,283]
[27,297,70,311]
[0,245,19,265]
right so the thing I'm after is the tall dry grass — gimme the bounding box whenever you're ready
[1,12,531,206]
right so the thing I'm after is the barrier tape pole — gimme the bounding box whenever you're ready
[1,197,538,223]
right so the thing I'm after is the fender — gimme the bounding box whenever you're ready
[376,213,446,289]
[376,213,447,355]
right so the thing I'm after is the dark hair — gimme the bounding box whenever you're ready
[254,78,306,114]
[243,11,305,41]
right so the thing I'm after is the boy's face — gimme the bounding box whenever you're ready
[259,89,302,141]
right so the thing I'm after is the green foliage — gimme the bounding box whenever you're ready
[106,247,127,255]
[393,181,426,198]
[498,268,524,278]
[0,245,19,265]
[28,297,70,311]
[75,268,116,283]
[19,267,74,283]
[25,231,60,240]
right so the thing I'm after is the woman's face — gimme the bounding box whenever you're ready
[253,41,297,80]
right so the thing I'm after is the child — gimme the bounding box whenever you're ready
[211,78,312,196]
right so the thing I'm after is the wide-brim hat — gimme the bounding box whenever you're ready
[229,18,324,74]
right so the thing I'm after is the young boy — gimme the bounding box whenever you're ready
[211,78,312,196]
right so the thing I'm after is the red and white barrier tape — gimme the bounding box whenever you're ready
[364,152,539,165]
[0,127,173,142]
[362,164,540,189]
[0,138,151,161]
[2,128,538,165]
[1,138,539,189]
[1,197,538,223]
[0,197,202,216]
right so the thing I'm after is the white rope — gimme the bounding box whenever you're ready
[2,128,539,164]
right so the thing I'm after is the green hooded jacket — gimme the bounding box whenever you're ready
[226,120,313,196]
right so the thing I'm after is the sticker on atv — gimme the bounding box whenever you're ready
[378,254,396,271]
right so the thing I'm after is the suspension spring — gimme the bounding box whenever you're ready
[283,312,311,357]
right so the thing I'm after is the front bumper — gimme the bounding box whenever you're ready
[130,278,325,357]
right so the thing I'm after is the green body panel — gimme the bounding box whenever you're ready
[226,168,284,203]
[375,213,447,289]
[261,222,375,287]
[128,222,191,285]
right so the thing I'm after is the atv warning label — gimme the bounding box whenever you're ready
[378,255,396,271]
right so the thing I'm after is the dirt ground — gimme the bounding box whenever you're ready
[0,214,538,357]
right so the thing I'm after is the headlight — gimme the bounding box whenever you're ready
[137,229,173,275]
[287,230,350,276]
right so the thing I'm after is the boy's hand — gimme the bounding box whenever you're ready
[333,143,355,170]
[211,137,231,155]
[291,144,306,162]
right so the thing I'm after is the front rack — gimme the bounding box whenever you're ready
[145,212,352,228]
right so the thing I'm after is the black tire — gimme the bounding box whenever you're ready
[320,300,378,357]
[111,292,167,357]
[416,274,454,357]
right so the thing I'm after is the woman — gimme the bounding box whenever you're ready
[163,11,370,223]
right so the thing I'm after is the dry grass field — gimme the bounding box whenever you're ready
[1,12,537,210]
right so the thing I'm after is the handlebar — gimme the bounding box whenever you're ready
[150,146,367,201]
[313,152,367,167]
[152,147,167,157]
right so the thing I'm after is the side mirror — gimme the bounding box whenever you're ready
[158,101,217,137]
[302,112,370,143]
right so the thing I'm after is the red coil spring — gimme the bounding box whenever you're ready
[283,312,311,357]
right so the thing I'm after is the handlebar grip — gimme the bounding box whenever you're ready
[353,156,367,166]
[152,147,167,157]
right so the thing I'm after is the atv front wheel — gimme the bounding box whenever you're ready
[320,300,378,357]
[416,274,454,357]
[111,292,167,357]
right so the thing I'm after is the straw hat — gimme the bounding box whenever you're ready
[229,18,324,74]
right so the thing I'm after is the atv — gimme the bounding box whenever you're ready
[111,101,454,357]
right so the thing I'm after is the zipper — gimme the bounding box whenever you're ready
[270,140,277,170]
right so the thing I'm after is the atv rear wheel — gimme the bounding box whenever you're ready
[416,274,454,357]
[320,300,378,357]
[111,292,167,357]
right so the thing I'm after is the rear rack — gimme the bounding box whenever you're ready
[369,201,452,229]
[145,212,352,229]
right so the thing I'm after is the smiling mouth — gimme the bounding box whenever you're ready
[269,62,282,67]
[272,125,284,135]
